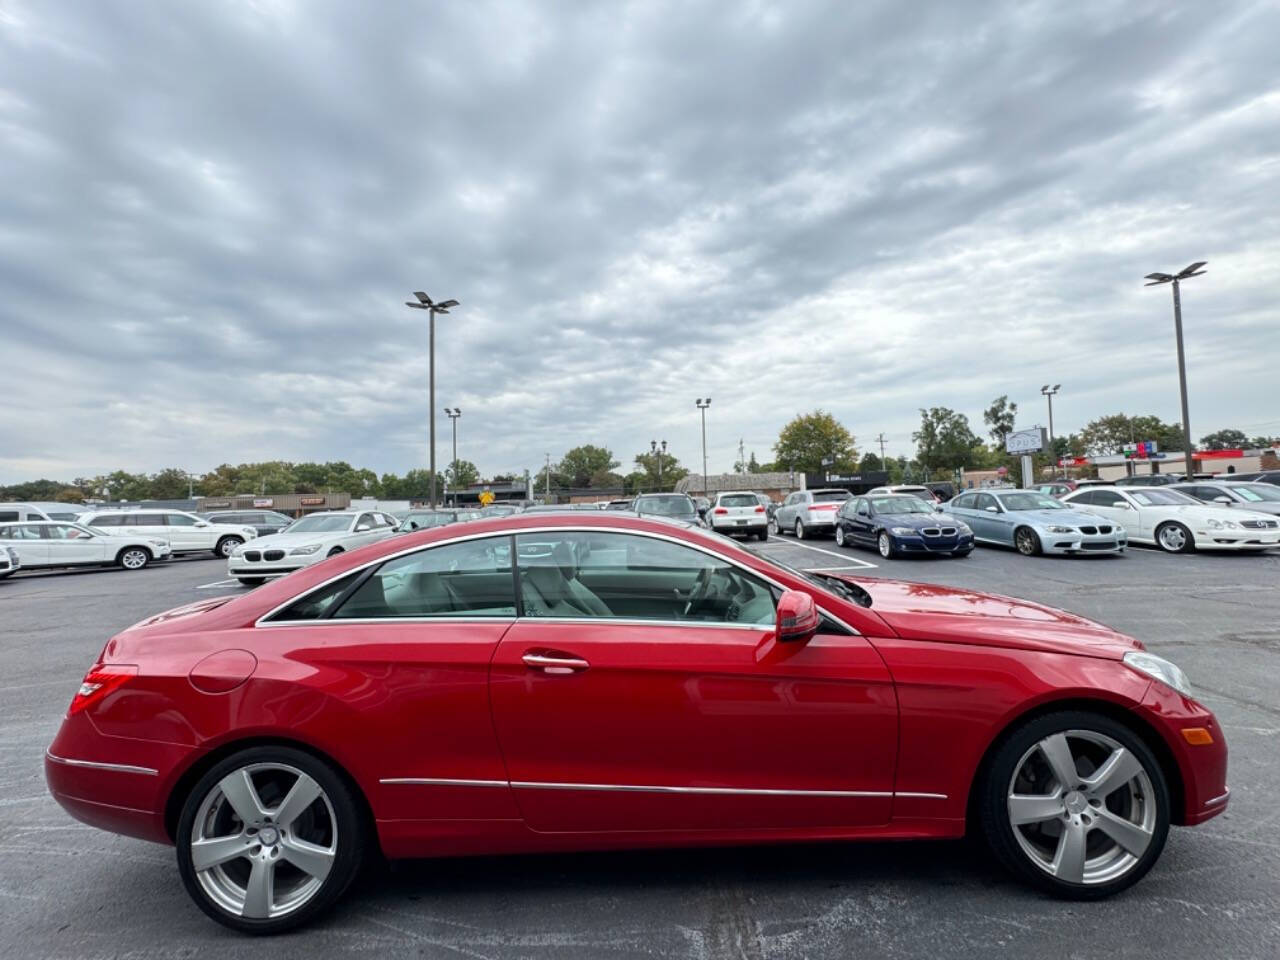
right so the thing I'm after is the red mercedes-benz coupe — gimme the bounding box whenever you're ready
[46,513,1228,933]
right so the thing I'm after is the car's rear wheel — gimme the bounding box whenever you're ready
[1156,522,1194,553]
[216,536,244,559]
[769,517,781,537]
[756,528,768,542]
[326,547,343,558]
[980,710,1169,900]
[1015,526,1042,556]
[877,532,895,559]
[834,526,847,548]
[794,520,806,540]
[176,746,365,934]
[117,547,150,570]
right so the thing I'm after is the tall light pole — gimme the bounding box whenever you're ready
[445,407,461,507]
[650,439,667,491]
[1145,262,1206,477]
[1040,384,1060,473]
[695,398,711,499]
[405,291,460,508]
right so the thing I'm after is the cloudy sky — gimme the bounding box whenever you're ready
[2,0,1278,485]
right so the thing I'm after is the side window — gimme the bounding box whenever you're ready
[43,524,88,540]
[268,572,365,622]
[515,531,776,626]
[1093,491,1125,507]
[131,513,167,526]
[0,511,18,523]
[856,499,870,516]
[1,524,41,540]
[85,514,115,526]
[974,494,996,511]
[334,537,516,619]
[1070,491,1096,506]
[355,513,377,531]
[166,514,199,527]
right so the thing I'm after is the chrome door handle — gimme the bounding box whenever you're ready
[522,652,590,674]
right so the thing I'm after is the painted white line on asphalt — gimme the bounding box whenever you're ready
[761,539,878,569]
[195,579,239,590]
[808,565,879,572]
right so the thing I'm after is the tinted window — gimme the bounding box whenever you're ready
[951,494,977,510]
[85,514,120,526]
[1091,490,1126,507]
[515,531,776,626]
[812,491,850,503]
[269,572,365,621]
[633,496,696,518]
[719,494,759,508]
[974,494,998,511]
[165,513,198,526]
[0,511,18,522]
[131,513,167,525]
[334,538,515,619]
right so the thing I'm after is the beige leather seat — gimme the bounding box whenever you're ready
[522,543,612,617]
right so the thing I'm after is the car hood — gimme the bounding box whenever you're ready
[877,512,963,529]
[828,576,1142,659]
[244,530,351,548]
[1011,508,1110,526]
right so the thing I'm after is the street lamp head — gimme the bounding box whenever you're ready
[1053,384,1060,391]
[1176,262,1207,280]
[412,291,433,305]
[436,299,460,309]
[1040,384,1049,392]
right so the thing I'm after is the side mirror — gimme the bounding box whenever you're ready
[934,505,944,513]
[195,521,210,528]
[1213,496,1232,505]
[775,589,820,644]
[355,523,372,532]
[985,505,999,513]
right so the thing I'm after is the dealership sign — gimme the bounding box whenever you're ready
[202,500,232,509]
[253,498,274,508]
[1005,427,1048,455]
[299,497,325,506]
[1122,441,1158,459]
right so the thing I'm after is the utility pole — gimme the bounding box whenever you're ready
[695,398,711,499]
[1040,385,1060,476]
[405,291,460,508]
[544,453,551,502]
[445,408,461,507]
[876,433,887,462]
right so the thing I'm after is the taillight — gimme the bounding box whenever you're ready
[813,503,839,511]
[68,664,138,716]
[754,505,765,513]
[713,507,729,514]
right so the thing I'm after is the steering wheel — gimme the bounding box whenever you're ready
[682,567,716,619]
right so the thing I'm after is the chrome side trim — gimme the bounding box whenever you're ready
[379,777,508,788]
[378,775,950,801]
[255,524,861,635]
[45,750,158,776]
[1203,789,1230,808]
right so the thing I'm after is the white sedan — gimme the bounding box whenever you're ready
[228,510,399,585]
[1060,486,1280,553]
[0,520,172,571]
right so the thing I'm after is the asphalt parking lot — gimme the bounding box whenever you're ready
[2,542,1278,959]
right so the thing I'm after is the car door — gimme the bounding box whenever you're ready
[160,512,209,550]
[850,498,875,542]
[42,523,108,565]
[350,512,383,548]
[963,493,995,540]
[0,523,48,566]
[489,529,898,834]
[946,493,981,536]
[982,494,1019,545]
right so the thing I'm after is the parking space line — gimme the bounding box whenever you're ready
[760,539,878,569]
[807,565,878,571]
[195,579,240,590]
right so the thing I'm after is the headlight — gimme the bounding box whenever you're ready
[1206,519,1237,530]
[889,527,916,536]
[954,522,971,534]
[1123,651,1193,698]
[289,543,323,556]
[1047,525,1075,534]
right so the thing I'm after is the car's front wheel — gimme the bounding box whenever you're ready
[877,531,895,559]
[834,526,847,548]
[1156,522,1194,554]
[176,746,366,934]
[794,520,806,540]
[1015,527,1042,557]
[769,517,781,537]
[216,536,244,559]
[116,547,151,570]
[980,710,1170,900]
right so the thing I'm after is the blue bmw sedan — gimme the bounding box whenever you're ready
[833,494,974,559]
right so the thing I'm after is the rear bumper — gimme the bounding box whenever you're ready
[711,521,768,535]
[45,713,194,845]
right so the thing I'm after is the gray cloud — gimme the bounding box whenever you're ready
[2,0,1278,484]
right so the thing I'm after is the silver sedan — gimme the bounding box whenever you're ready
[945,489,1126,556]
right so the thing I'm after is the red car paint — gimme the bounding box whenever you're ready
[45,513,1227,861]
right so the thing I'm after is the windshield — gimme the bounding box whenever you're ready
[634,496,695,517]
[868,497,932,515]
[400,512,452,528]
[1233,484,1280,503]
[720,494,759,508]
[1129,489,1199,506]
[285,514,353,533]
[998,493,1065,511]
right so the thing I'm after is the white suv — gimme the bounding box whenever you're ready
[80,509,257,558]
[707,491,769,540]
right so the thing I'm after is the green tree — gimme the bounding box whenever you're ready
[631,450,689,492]
[983,395,1018,450]
[444,459,480,490]
[557,445,619,487]
[858,452,883,473]
[913,407,981,473]
[773,410,857,474]
[149,467,193,499]
[1079,414,1185,457]
[1199,428,1247,450]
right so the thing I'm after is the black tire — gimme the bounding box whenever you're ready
[979,710,1170,900]
[216,536,244,559]
[116,547,151,571]
[175,745,366,934]
[951,548,972,558]
[834,526,848,548]
[238,578,266,587]
[877,531,896,559]
[1155,522,1195,554]
[794,520,806,540]
[326,547,344,558]
[769,516,781,537]
[756,529,768,542]
[1014,526,1042,557]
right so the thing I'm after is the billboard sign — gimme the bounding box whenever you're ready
[1005,427,1047,455]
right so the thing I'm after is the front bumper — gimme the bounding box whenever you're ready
[891,533,975,554]
[228,549,322,577]
[1138,681,1229,826]
[1042,531,1127,555]
[1193,528,1280,550]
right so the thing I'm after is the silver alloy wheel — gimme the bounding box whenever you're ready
[190,762,337,920]
[1007,730,1156,886]
[1016,527,1039,556]
[1157,523,1189,552]
[794,520,805,540]
[120,548,148,570]
[769,516,780,536]
[835,526,846,547]
[878,532,892,558]
[219,537,243,557]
